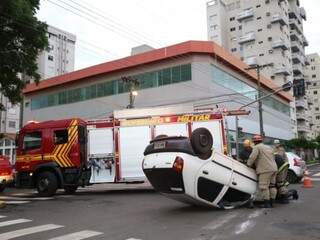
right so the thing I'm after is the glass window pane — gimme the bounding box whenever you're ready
[172,66,181,83]
[181,64,191,81]
[58,92,67,104]
[85,85,97,99]
[162,68,171,85]
[23,132,42,151]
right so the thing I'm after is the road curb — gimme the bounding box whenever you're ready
[0,201,6,209]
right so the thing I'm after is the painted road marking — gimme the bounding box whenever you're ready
[0,224,63,240]
[0,215,6,219]
[49,230,103,240]
[0,196,54,201]
[5,201,31,205]
[203,213,239,230]
[312,172,320,177]
[234,210,263,235]
[310,178,320,181]
[0,219,32,228]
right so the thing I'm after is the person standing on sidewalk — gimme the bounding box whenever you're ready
[247,135,278,208]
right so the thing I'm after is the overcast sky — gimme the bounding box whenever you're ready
[37,0,320,70]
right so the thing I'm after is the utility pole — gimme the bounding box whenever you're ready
[121,76,139,109]
[245,63,273,137]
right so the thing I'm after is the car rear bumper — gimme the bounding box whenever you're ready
[143,168,185,194]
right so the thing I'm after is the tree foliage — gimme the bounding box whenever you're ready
[0,0,48,107]
[284,138,319,150]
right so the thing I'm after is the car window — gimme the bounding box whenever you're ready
[54,129,68,145]
[23,132,42,151]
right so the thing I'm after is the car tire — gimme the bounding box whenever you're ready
[64,185,78,194]
[36,171,58,197]
[191,128,213,158]
[286,170,298,184]
[0,184,5,193]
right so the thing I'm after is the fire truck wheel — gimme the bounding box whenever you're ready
[64,185,78,194]
[0,184,5,193]
[191,128,213,157]
[36,171,58,197]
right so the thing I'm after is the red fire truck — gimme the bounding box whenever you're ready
[0,155,13,192]
[15,106,227,196]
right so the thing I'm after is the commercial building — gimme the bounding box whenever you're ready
[305,53,320,138]
[206,0,311,139]
[33,25,76,82]
[23,41,294,144]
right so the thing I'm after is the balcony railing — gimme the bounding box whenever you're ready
[237,8,254,21]
[300,7,306,20]
[238,32,256,44]
[292,53,304,64]
[271,13,288,25]
[290,29,301,42]
[295,99,307,109]
[274,66,291,76]
[291,42,303,53]
[244,56,257,66]
[289,19,303,34]
[272,39,289,50]
[297,124,310,133]
[296,112,307,121]
[293,63,304,75]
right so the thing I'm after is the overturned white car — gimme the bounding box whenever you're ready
[143,128,259,209]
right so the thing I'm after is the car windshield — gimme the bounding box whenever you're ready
[287,152,301,160]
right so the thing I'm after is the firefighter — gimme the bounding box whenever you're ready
[273,140,290,203]
[239,139,253,164]
[247,135,278,208]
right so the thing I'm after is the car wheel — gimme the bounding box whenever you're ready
[64,185,78,194]
[36,171,58,197]
[286,170,298,184]
[191,128,213,158]
[0,184,5,193]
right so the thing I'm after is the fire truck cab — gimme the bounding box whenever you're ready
[15,119,91,196]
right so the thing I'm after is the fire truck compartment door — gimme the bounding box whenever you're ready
[88,128,115,183]
[192,121,223,154]
[119,126,151,180]
[88,128,113,156]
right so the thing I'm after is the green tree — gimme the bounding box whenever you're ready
[0,0,48,108]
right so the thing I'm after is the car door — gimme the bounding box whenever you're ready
[195,152,233,206]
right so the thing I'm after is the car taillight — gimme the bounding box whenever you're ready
[294,158,301,167]
[173,156,184,173]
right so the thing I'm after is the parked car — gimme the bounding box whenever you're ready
[143,128,258,209]
[0,155,13,192]
[286,152,306,183]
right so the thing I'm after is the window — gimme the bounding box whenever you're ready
[31,64,192,110]
[256,4,261,8]
[266,12,271,16]
[267,24,272,29]
[23,132,42,151]
[316,116,320,120]
[269,50,273,54]
[314,91,318,95]
[229,17,235,21]
[259,53,264,56]
[48,55,54,61]
[8,121,16,128]
[258,41,263,44]
[231,48,237,52]
[54,129,68,145]
[268,37,272,41]
[257,17,262,20]
[311,66,316,70]
[5,139,11,146]
[258,29,262,32]
[315,107,319,111]
[239,26,242,30]
[312,75,316,78]
[230,27,236,32]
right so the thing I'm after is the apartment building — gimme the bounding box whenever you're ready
[207,0,312,139]
[305,53,320,138]
[34,25,76,81]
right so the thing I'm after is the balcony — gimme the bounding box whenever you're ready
[238,32,256,44]
[292,53,304,64]
[272,39,289,50]
[237,8,254,21]
[302,36,309,46]
[295,99,307,109]
[271,13,288,26]
[244,56,257,67]
[296,111,307,121]
[290,29,301,42]
[289,8,300,19]
[291,42,303,53]
[305,57,310,66]
[293,63,304,75]
[274,66,290,76]
[289,19,303,34]
[297,124,310,133]
[300,7,306,20]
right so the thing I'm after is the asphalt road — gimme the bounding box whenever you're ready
[0,164,319,240]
